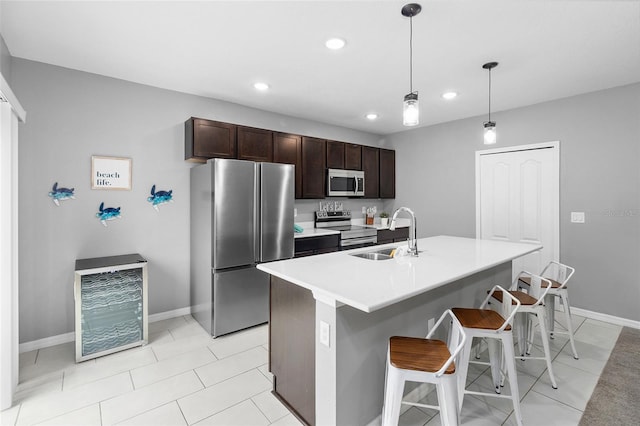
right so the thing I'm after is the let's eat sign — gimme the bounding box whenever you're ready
[91,156,132,190]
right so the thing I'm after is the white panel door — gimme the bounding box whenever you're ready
[477,144,559,277]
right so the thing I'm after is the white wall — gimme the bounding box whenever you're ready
[12,58,384,343]
[385,83,640,322]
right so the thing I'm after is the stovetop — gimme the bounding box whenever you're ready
[314,211,376,239]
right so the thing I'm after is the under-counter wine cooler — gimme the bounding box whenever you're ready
[74,254,148,362]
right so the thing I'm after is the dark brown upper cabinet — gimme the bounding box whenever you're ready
[273,132,303,199]
[301,137,326,199]
[326,140,345,169]
[237,126,273,162]
[345,144,362,170]
[379,148,396,199]
[362,146,380,198]
[185,117,236,162]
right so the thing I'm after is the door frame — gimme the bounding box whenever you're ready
[475,141,560,263]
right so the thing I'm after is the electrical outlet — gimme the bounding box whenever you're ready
[294,208,297,217]
[320,321,330,347]
[571,212,585,223]
[427,317,435,333]
[361,206,367,214]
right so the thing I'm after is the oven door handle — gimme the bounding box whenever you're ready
[340,236,378,247]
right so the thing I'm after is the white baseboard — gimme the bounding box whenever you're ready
[569,306,640,329]
[148,306,192,323]
[19,307,192,353]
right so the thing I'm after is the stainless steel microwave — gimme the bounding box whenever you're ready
[327,169,365,197]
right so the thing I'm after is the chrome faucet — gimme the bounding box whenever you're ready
[389,207,418,256]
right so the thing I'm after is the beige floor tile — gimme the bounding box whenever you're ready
[257,363,273,383]
[169,321,211,340]
[131,346,216,388]
[19,349,38,366]
[100,370,202,425]
[148,329,174,345]
[178,369,271,425]
[116,401,187,426]
[208,325,268,359]
[1,403,20,426]
[16,371,132,425]
[14,371,63,403]
[36,403,101,426]
[502,389,583,425]
[268,413,304,426]
[532,360,600,411]
[194,399,269,426]
[151,333,213,361]
[555,339,613,374]
[64,347,157,389]
[464,368,538,415]
[397,406,434,426]
[573,320,621,350]
[425,393,510,425]
[251,390,290,423]
[195,346,267,387]
[149,317,189,334]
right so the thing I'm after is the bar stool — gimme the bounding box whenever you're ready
[381,309,466,426]
[491,271,557,389]
[452,285,523,426]
[519,261,578,359]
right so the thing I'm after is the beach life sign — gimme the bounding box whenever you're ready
[91,156,132,190]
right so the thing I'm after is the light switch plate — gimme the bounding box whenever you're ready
[320,321,330,347]
[571,212,585,223]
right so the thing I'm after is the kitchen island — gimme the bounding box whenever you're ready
[257,235,541,426]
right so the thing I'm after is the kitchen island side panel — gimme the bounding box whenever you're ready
[270,276,316,426]
[331,262,512,425]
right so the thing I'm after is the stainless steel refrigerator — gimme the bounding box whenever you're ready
[190,158,294,337]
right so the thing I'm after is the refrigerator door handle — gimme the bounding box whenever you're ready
[254,163,261,262]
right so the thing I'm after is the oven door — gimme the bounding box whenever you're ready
[339,236,378,250]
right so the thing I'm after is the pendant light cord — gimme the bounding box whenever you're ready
[409,15,414,94]
[488,67,492,122]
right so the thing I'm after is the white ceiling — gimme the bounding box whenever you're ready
[2,0,639,135]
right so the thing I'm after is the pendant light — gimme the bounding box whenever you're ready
[482,61,498,144]
[402,3,421,127]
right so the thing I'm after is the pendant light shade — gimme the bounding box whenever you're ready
[402,3,421,127]
[482,61,498,144]
[403,92,419,126]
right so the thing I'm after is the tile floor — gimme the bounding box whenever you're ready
[0,313,622,425]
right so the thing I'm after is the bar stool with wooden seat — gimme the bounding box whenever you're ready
[381,309,466,426]
[452,285,523,426]
[518,261,578,359]
[491,271,557,389]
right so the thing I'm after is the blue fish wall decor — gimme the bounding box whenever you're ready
[96,202,122,226]
[48,182,75,206]
[147,184,173,211]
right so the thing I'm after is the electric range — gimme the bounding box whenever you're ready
[315,210,377,249]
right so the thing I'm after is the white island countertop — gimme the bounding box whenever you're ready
[258,235,541,313]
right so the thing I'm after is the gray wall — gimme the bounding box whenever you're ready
[13,58,383,342]
[384,83,640,322]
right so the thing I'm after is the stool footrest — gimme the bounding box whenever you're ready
[403,401,440,411]
[464,390,515,400]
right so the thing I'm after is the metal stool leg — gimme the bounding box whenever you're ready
[501,332,523,426]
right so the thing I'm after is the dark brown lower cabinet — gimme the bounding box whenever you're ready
[377,227,410,245]
[270,276,316,426]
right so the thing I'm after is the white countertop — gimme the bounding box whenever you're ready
[294,227,340,239]
[258,235,541,313]
[293,218,410,238]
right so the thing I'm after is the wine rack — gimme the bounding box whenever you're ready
[74,254,148,362]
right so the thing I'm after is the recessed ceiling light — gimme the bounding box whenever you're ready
[253,82,269,91]
[442,91,458,100]
[325,38,346,50]
[365,113,379,121]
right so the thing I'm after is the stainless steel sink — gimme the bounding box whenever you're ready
[350,247,396,261]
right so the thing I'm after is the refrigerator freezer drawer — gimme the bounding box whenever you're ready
[213,266,269,337]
